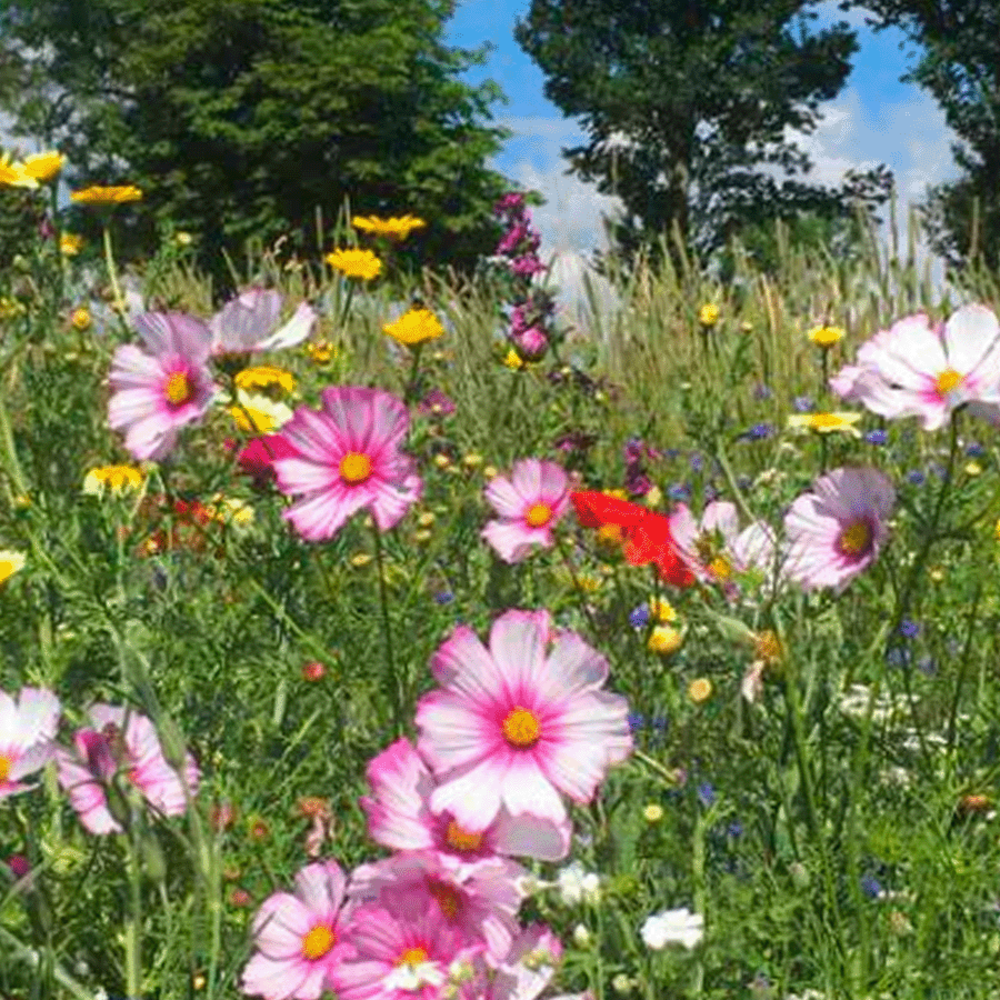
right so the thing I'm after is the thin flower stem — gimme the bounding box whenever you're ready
[102,223,129,332]
[124,827,143,999]
[554,532,600,638]
[371,522,401,734]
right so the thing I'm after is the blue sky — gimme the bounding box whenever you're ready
[443,1,960,315]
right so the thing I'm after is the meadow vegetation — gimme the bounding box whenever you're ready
[1,159,1000,1000]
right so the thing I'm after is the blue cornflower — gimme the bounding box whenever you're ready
[966,441,986,458]
[865,429,888,445]
[898,618,920,639]
[861,874,883,899]
[906,470,926,486]
[746,422,774,441]
[629,604,650,628]
[697,782,716,807]
[793,395,814,412]
[669,483,691,501]
[689,452,704,472]
[628,712,645,733]
[433,590,455,605]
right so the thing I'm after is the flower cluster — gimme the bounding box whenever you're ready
[241,608,631,1000]
[0,688,199,834]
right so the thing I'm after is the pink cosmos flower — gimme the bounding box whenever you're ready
[416,609,633,835]
[348,850,525,967]
[242,861,356,1000]
[482,460,570,563]
[272,387,422,542]
[210,287,316,356]
[783,466,895,593]
[669,501,777,593]
[55,704,200,835]
[361,737,572,862]
[830,305,1000,431]
[0,686,61,800]
[236,434,301,489]
[332,902,485,1000]
[488,925,564,1000]
[108,312,217,460]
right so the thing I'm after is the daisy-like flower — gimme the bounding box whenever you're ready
[70,185,143,204]
[482,459,570,563]
[241,861,355,1000]
[0,153,38,189]
[360,737,572,862]
[325,248,382,281]
[784,466,894,592]
[235,365,296,395]
[640,907,704,950]
[331,903,485,1000]
[209,288,316,356]
[572,491,695,587]
[60,233,84,256]
[353,214,427,241]
[348,850,527,966]
[108,312,217,461]
[83,464,145,496]
[698,304,719,327]
[21,151,64,183]
[0,687,61,799]
[416,609,633,834]
[230,389,293,434]
[0,550,26,585]
[830,305,1000,431]
[383,308,445,346]
[787,412,862,437]
[271,386,422,542]
[669,500,778,592]
[55,704,200,834]
[807,325,845,348]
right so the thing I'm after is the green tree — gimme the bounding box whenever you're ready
[513,0,893,275]
[0,0,516,296]
[848,1,1000,270]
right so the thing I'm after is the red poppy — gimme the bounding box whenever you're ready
[570,490,695,588]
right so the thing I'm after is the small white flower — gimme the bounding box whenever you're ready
[557,861,601,905]
[640,907,704,950]
[572,923,591,947]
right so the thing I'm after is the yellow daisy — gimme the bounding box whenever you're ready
[325,248,382,281]
[70,185,143,205]
[787,412,862,437]
[688,677,713,703]
[0,153,38,190]
[22,151,64,183]
[83,464,145,496]
[698,303,720,327]
[648,625,683,656]
[235,365,296,395]
[353,214,427,241]
[60,233,84,256]
[70,307,92,332]
[383,308,444,346]
[807,325,845,348]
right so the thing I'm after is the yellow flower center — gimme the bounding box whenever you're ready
[339,451,372,483]
[445,820,484,852]
[301,924,335,961]
[708,555,732,580]
[502,706,541,748]
[397,946,429,967]
[429,881,462,920]
[935,368,963,395]
[164,371,192,406]
[525,503,552,528]
[838,519,872,556]
[0,754,11,781]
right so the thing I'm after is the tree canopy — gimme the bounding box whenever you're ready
[847,0,1000,271]
[513,0,893,275]
[0,0,517,295]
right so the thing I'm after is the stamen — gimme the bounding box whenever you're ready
[339,451,372,483]
[502,706,540,748]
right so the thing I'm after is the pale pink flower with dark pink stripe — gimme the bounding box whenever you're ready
[482,459,570,563]
[108,313,217,460]
[0,686,61,800]
[272,387,422,542]
[55,705,199,835]
[360,737,572,862]
[416,610,632,835]
[348,850,526,967]
[783,466,895,593]
[488,924,564,1000]
[831,305,1000,431]
[210,287,316,356]
[241,861,356,1000]
[332,902,485,1000]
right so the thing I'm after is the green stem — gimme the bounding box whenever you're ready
[554,532,601,639]
[371,522,401,734]
[102,223,129,332]
[124,828,143,1000]
[403,342,424,406]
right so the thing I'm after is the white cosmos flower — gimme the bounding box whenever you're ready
[640,907,704,950]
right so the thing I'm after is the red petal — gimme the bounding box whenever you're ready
[571,490,650,528]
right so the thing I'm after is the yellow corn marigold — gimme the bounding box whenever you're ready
[383,308,444,346]
[83,464,145,496]
[352,214,427,241]
[807,325,845,348]
[22,151,64,183]
[70,185,143,204]
[325,248,381,280]
[787,412,861,437]
[235,365,296,395]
